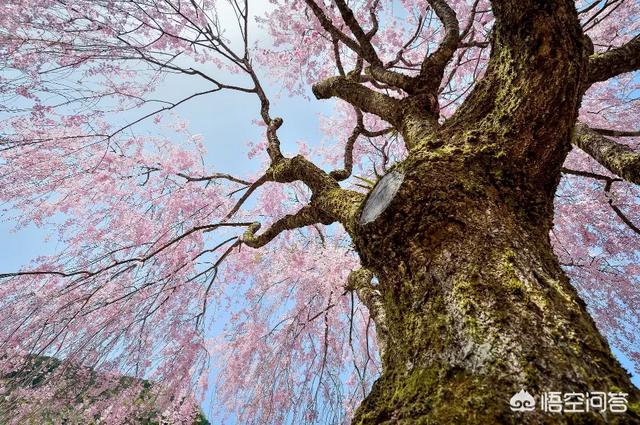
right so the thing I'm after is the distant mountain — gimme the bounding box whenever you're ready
[0,355,210,424]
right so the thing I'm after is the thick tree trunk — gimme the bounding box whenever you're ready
[350,143,640,424]
[338,2,640,423]
[299,0,640,422]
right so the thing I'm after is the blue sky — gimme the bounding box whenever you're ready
[0,64,342,422]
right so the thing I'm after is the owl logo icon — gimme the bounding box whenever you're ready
[510,389,536,412]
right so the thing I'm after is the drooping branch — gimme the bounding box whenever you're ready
[587,35,640,85]
[176,172,251,185]
[0,222,254,281]
[562,168,640,236]
[344,268,388,356]
[312,76,402,126]
[572,122,640,185]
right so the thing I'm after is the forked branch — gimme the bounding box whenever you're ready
[242,206,334,248]
[330,109,394,181]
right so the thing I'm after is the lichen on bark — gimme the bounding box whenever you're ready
[331,2,640,422]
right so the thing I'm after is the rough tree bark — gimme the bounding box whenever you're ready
[343,2,640,423]
[245,0,640,423]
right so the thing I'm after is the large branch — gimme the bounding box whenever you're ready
[419,0,460,88]
[239,153,369,247]
[366,66,416,94]
[268,155,339,193]
[269,155,365,228]
[312,76,402,126]
[587,35,640,85]
[230,153,365,243]
[312,75,438,147]
[573,122,640,185]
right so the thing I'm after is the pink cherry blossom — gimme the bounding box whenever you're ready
[0,1,638,423]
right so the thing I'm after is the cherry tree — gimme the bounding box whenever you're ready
[0,0,639,423]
